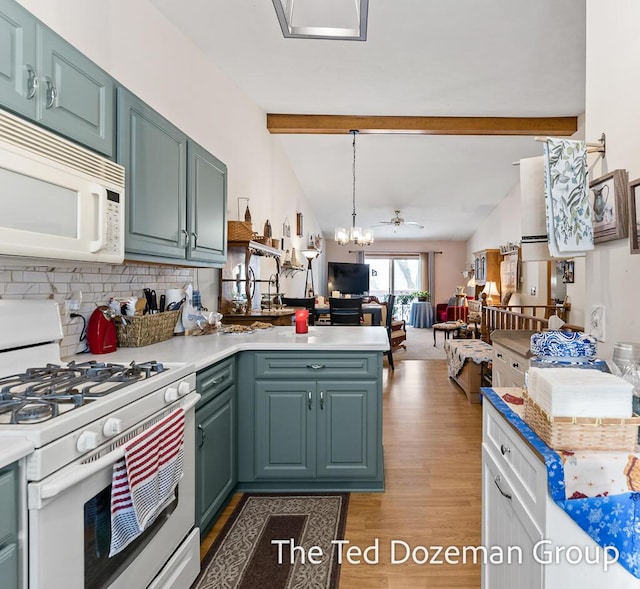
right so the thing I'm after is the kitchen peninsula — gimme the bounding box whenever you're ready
[78,325,389,534]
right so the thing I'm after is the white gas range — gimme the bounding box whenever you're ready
[0,300,200,589]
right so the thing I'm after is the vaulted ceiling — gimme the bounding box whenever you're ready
[150,0,586,240]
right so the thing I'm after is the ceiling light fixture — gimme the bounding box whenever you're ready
[335,130,373,247]
[272,0,368,41]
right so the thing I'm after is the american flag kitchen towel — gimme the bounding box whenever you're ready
[109,408,185,557]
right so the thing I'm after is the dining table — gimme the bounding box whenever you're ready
[314,303,383,326]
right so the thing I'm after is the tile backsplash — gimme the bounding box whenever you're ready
[0,262,195,358]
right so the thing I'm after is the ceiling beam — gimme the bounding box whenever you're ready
[266,114,578,136]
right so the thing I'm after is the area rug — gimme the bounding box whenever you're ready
[193,493,349,589]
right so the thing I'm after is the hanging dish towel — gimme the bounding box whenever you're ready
[543,138,593,256]
[109,408,185,557]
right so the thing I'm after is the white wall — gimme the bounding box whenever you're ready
[584,0,640,356]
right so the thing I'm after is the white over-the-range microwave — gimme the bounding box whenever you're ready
[0,107,124,264]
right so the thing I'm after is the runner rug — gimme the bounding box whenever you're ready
[193,493,350,589]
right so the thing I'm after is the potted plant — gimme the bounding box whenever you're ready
[414,290,430,302]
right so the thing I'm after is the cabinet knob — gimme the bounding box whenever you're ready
[320,391,324,410]
[496,352,503,359]
[512,362,519,368]
[180,229,189,247]
[43,76,57,109]
[307,364,326,370]
[500,444,511,456]
[192,232,198,247]
[25,64,38,99]
[197,424,206,447]
[308,391,312,410]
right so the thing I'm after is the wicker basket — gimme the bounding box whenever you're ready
[523,390,640,451]
[115,310,180,347]
[227,221,253,241]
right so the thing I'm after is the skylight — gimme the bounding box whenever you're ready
[272,0,368,41]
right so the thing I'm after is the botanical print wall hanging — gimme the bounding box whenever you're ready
[543,138,593,256]
[589,169,629,243]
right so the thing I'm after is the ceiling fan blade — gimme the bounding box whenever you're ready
[404,221,425,228]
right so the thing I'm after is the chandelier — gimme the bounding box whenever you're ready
[335,130,374,246]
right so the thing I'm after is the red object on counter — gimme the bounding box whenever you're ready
[295,309,309,334]
[87,307,117,354]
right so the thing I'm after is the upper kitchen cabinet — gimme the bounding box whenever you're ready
[0,0,115,156]
[118,88,227,267]
[187,141,227,265]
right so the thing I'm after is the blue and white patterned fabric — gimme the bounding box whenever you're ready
[530,330,598,358]
[543,138,594,256]
[444,339,492,378]
[482,387,640,579]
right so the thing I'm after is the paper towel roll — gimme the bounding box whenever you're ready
[166,288,184,305]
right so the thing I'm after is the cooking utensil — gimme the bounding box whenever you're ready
[159,294,166,313]
[167,298,186,311]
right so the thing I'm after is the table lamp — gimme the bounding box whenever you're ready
[481,281,500,305]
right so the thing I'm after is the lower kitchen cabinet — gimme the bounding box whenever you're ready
[255,380,378,479]
[195,358,236,536]
[483,396,640,588]
[0,463,18,589]
[491,332,533,388]
[237,351,384,491]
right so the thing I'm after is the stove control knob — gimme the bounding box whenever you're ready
[164,386,179,403]
[77,430,99,453]
[103,418,123,437]
[178,381,191,397]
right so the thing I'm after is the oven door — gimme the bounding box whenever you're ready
[26,395,199,589]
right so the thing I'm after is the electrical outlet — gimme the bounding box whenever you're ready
[530,286,537,296]
[590,305,606,342]
[63,290,82,316]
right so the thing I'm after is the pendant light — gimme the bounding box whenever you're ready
[335,130,374,246]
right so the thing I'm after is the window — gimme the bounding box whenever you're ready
[365,255,420,299]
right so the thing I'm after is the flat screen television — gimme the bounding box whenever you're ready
[327,262,370,295]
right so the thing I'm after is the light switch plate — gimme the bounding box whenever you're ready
[530,286,537,296]
[590,305,606,342]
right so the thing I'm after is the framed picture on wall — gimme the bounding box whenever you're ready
[296,212,303,237]
[589,169,629,243]
[629,177,640,254]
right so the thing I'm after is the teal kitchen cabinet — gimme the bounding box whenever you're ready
[117,88,227,267]
[238,351,384,491]
[195,358,236,536]
[0,463,19,589]
[255,379,378,479]
[0,0,114,156]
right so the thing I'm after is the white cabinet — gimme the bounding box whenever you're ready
[482,399,640,588]
[492,342,527,388]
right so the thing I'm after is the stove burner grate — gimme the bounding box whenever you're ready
[0,360,167,424]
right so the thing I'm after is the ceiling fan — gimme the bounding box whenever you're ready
[374,210,424,229]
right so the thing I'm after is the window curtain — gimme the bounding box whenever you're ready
[356,250,365,264]
[420,252,435,295]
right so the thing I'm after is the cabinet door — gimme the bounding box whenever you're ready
[482,452,543,589]
[118,88,188,260]
[0,1,37,118]
[316,381,378,478]
[255,381,315,478]
[187,141,227,265]
[195,386,236,536]
[38,27,114,156]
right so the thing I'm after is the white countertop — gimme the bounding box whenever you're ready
[0,438,35,469]
[72,325,390,372]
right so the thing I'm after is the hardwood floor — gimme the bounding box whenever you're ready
[200,360,483,588]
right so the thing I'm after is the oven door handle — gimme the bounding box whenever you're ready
[30,393,200,508]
